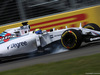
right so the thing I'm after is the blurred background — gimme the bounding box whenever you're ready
[0,0,100,26]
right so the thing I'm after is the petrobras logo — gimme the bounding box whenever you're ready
[7,41,27,50]
[0,35,16,41]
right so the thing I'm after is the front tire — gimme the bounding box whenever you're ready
[61,29,82,50]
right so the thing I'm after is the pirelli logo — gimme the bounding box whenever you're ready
[30,13,88,31]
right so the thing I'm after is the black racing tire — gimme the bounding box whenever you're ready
[61,29,82,50]
[83,23,100,31]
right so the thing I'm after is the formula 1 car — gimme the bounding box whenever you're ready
[0,22,100,58]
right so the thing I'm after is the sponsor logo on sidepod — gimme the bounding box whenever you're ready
[7,41,27,50]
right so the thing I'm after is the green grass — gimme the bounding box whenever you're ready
[0,53,100,75]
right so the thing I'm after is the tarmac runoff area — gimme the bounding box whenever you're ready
[0,41,100,72]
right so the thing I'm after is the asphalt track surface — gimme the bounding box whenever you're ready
[0,42,100,72]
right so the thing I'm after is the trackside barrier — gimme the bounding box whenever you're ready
[0,5,100,33]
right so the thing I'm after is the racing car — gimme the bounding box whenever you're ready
[0,22,100,59]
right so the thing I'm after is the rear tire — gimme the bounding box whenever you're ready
[61,29,82,50]
[83,23,100,31]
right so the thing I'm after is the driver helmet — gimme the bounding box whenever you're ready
[34,28,42,34]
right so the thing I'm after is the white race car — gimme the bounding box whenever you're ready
[0,22,100,59]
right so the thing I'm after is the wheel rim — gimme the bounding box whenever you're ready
[62,32,77,48]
